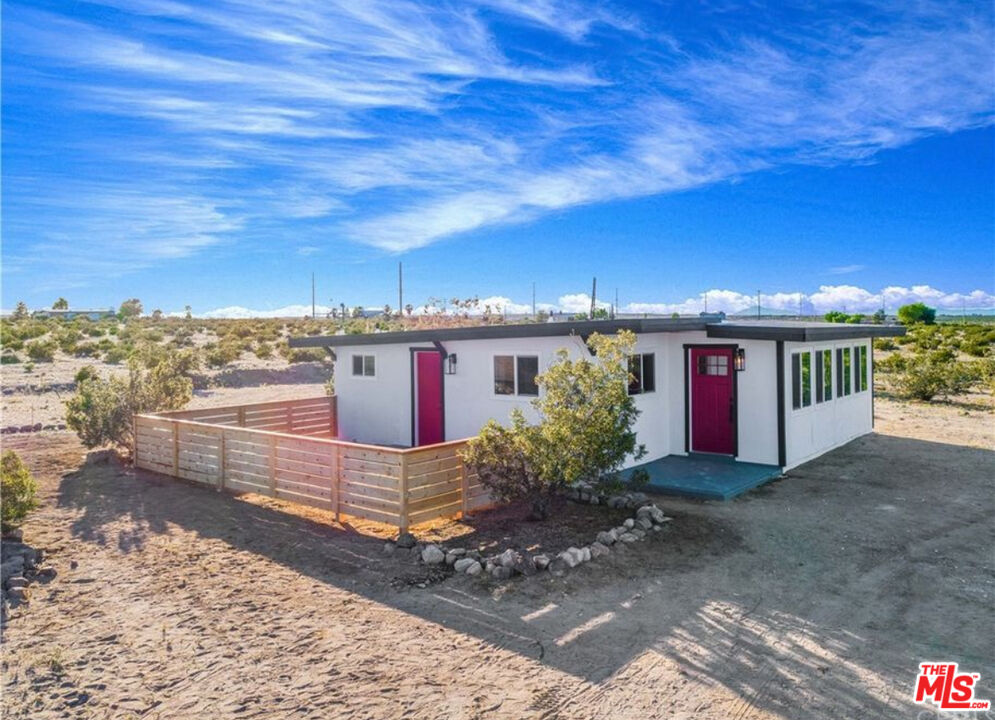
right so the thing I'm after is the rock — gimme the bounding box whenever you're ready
[580,547,592,562]
[513,556,537,576]
[467,550,482,561]
[635,505,653,517]
[445,548,467,565]
[2,528,23,542]
[382,542,396,555]
[464,561,483,576]
[6,576,28,590]
[558,549,581,568]
[590,542,611,558]
[532,554,551,570]
[630,528,646,540]
[6,586,27,603]
[498,548,520,568]
[618,532,638,543]
[453,557,478,573]
[1,558,25,583]
[485,560,496,574]
[596,530,616,546]
[421,545,446,565]
[650,507,667,524]
[630,492,649,505]
[395,532,417,549]
[614,526,628,538]
[35,566,57,580]
[590,496,599,505]
[623,518,635,529]
[636,516,653,531]
[491,565,513,580]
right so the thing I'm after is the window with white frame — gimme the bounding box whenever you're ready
[855,345,868,392]
[351,354,375,377]
[816,348,832,403]
[628,353,656,395]
[791,351,812,409]
[493,355,539,396]
[837,347,852,396]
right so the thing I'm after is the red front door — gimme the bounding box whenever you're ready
[690,347,735,455]
[415,351,443,446]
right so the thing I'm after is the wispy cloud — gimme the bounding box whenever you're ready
[827,264,867,275]
[2,0,993,283]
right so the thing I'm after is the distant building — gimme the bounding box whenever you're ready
[31,308,116,321]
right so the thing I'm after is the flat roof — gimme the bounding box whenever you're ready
[290,316,904,348]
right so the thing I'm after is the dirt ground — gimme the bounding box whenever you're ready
[1,397,993,719]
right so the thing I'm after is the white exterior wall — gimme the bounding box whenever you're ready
[333,343,413,446]
[782,338,873,470]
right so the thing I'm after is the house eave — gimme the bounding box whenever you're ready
[706,323,906,342]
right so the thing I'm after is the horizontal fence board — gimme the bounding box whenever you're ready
[407,478,461,502]
[340,479,399,503]
[340,457,402,479]
[408,489,462,514]
[407,465,462,489]
[408,502,462,526]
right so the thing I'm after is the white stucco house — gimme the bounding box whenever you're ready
[290,317,904,498]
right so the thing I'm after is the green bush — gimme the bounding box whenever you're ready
[74,365,99,384]
[25,338,57,362]
[1,350,21,365]
[873,338,897,351]
[104,345,131,364]
[253,341,273,360]
[1,450,38,533]
[73,341,100,357]
[204,342,242,368]
[897,302,936,325]
[285,347,326,363]
[888,353,977,401]
[462,331,644,519]
[66,346,195,448]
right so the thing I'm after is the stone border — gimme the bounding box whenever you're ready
[383,494,672,581]
[1,530,57,614]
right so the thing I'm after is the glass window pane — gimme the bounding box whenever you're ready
[860,346,868,392]
[363,355,375,376]
[628,355,642,395]
[697,355,707,375]
[815,351,824,403]
[843,348,852,396]
[494,356,514,394]
[352,355,363,376]
[643,354,655,392]
[823,349,833,401]
[517,356,539,396]
[791,353,801,409]
[801,352,812,407]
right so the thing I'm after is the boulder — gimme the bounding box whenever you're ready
[630,528,646,540]
[635,516,653,531]
[395,532,417,549]
[623,518,635,529]
[498,548,520,568]
[614,526,629,538]
[421,545,446,565]
[383,542,396,555]
[1,558,25,583]
[35,566,57,580]
[596,530,616,546]
[445,549,467,565]
[453,557,478,573]
[558,549,581,568]
[532,554,551,570]
[2,528,23,542]
[464,561,483,576]
[6,576,28,590]
[590,542,611,558]
[491,565,513,580]
[579,547,592,562]
[618,532,638,543]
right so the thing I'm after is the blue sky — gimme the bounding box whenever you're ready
[2,0,993,316]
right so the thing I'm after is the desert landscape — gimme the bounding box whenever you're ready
[1,313,992,719]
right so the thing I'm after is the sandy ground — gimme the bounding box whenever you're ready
[1,397,992,719]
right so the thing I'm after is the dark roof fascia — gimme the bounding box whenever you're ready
[706,323,906,342]
[289,316,721,348]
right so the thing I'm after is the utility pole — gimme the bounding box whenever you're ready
[311,272,316,319]
[590,277,597,319]
[398,262,403,315]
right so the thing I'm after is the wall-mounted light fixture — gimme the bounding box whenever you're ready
[734,348,746,371]
[446,353,458,375]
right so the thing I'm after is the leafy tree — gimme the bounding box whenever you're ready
[118,298,144,320]
[897,302,936,325]
[824,310,848,323]
[462,331,645,519]
[52,298,69,310]
[845,314,864,324]
[12,302,29,320]
[871,308,886,324]
[1,450,38,533]
[184,305,193,320]
[65,345,196,448]
[151,309,164,320]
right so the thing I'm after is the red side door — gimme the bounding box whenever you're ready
[415,351,444,446]
[690,347,735,455]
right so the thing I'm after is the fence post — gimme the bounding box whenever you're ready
[132,416,138,466]
[237,407,246,427]
[331,443,341,523]
[172,423,180,477]
[399,452,409,532]
[459,453,469,519]
[329,396,337,438]
[219,430,227,492]
[269,435,277,498]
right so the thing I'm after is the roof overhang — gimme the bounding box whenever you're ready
[706,323,906,342]
[289,316,723,348]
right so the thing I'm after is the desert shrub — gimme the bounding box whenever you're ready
[204,342,242,368]
[73,341,100,357]
[104,345,131,364]
[1,350,21,364]
[253,341,273,360]
[23,362,35,373]
[74,365,99,384]
[54,328,83,353]
[285,347,326,363]
[974,356,995,395]
[897,302,936,325]
[86,326,105,337]
[65,345,195,448]
[14,321,50,341]
[873,338,897,351]
[462,331,645,519]
[1,450,38,533]
[25,338,57,362]
[888,353,977,401]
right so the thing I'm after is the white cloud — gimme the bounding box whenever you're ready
[827,264,867,275]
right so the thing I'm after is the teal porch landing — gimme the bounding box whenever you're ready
[619,454,783,500]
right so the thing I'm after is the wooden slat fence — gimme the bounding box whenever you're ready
[133,397,493,529]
